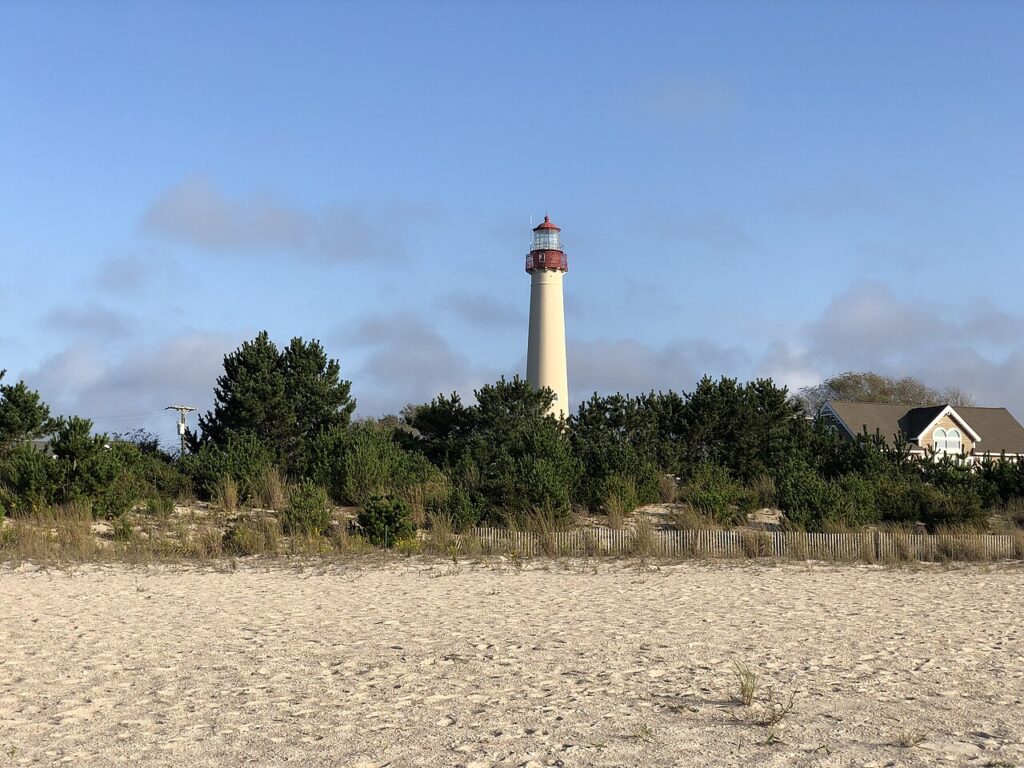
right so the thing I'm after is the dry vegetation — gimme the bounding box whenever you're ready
[4,498,1024,568]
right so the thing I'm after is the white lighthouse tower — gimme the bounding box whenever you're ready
[525,215,570,418]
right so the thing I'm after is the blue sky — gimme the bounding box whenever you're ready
[2,1,1023,444]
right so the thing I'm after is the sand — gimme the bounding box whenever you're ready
[1,559,1022,767]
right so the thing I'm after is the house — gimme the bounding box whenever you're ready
[820,400,1024,462]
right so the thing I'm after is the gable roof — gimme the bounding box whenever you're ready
[908,404,982,443]
[822,400,1024,455]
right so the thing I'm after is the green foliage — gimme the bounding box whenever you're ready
[431,483,478,531]
[0,443,64,515]
[194,332,355,473]
[51,416,107,467]
[111,514,134,542]
[308,422,447,514]
[146,496,175,517]
[978,456,1024,506]
[569,393,664,510]
[795,371,974,415]
[831,473,880,527]
[602,472,641,516]
[179,434,275,502]
[408,377,581,525]
[281,481,331,535]
[0,374,56,447]
[0,359,1004,537]
[341,425,415,506]
[405,392,476,468]
[0,407,187,518]
[223,516,281,555]
[678,377,809,482]
[679,462,754,525]
[357,495,414,547]
[773,462,845,530]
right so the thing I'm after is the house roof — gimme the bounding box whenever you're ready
[823,400,1024,455]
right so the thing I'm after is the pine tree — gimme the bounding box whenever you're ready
[0,371,57,448]
[194,332,355,470]
[282,337,355,459]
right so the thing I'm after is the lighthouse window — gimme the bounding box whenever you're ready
[532,230,560,251]
[538,254,545,264]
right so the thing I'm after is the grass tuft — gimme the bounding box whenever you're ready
[895,729,927,748]
[214,476,239,515]
[732,660,759,706]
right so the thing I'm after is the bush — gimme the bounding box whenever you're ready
[145,496,175,517]
[91,467,148,519]
[430,483,479,531]
[281,481,331,535]
[357,495,413,548]
[832,473,880,527]
[773,463,844,530]
[252,465,288,510]
[410,378,582,526]
[223,516,282,555]
[0,443,64,515]
[111,514,134,542]
[603,473,640,528]
[679,462,752,525]
[917,484,986,531]
[180,435,274,502]
[309,424,448,518]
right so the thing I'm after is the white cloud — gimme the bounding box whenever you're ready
[41,305,132,340]
[764,282,1024,417]
[142,176,432,262]
[441,292,524,328]
[338,313,510,417]
[569,337,749,403]
[21,331,243,444]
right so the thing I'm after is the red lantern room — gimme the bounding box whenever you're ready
[525,215,568,273]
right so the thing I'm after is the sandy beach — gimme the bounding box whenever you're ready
[1,559,1022,767]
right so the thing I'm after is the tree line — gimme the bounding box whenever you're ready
[2,336,1023,539]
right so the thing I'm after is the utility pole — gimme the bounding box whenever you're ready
[164,405,197,457]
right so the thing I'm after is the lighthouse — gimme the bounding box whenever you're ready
[525,215,569,418]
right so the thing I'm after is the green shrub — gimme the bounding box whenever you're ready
[179,435,274,502]
[341,427,406,505]
[357,495,413,547]
[281,481,331,535]
[410,378,582,526]
[145,496,175,517]
[430,483,479,531]
[111,514,134,541]
[603,472,641,527]
[92,470,148,519]
[393,537,423,557]
[831,473,880,528]
[917,484,986,531]
[680,462,751,525]
[223,516,282,555]
[0,443,64,514]
[773,463,844,530]
[308,424,448,518]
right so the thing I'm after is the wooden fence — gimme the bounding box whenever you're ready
[465,527,1024,563]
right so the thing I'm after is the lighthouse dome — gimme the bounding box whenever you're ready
[531,216,562,252]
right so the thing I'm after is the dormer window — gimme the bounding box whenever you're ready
[933,427,962,455]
